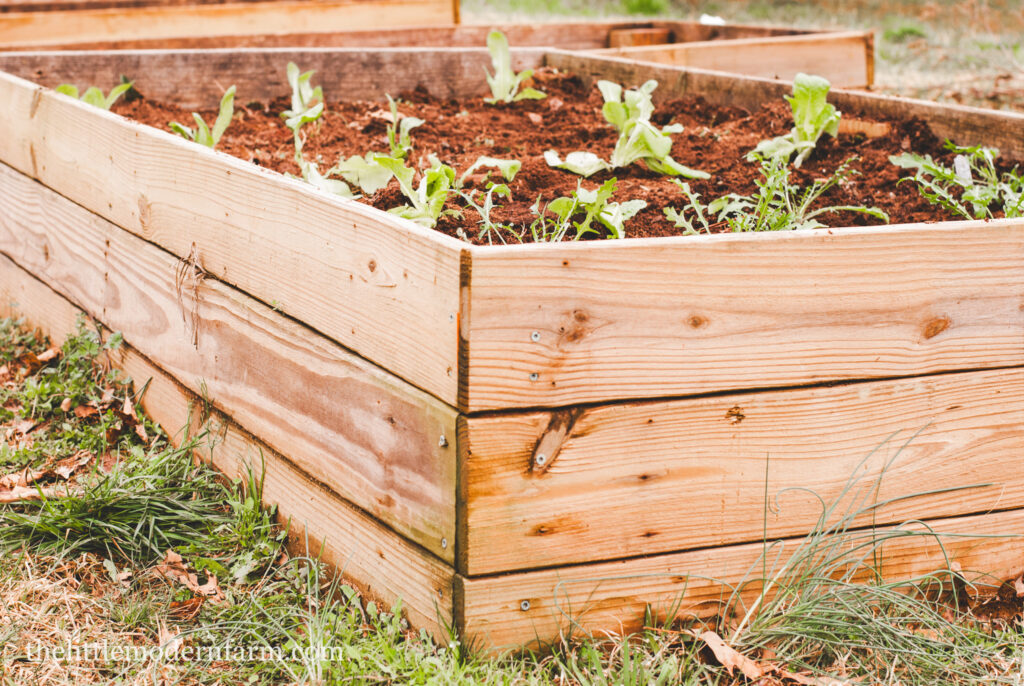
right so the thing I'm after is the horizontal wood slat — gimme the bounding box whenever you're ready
[462,220,1024,411]
[0,162,458,562]
[0,0,457,48]
[0,66,465,405]
[460,368,1024,574]
[458,508,1024,651]
[0,255,455,635]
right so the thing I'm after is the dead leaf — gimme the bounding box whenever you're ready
[168,597,205,621]
[155,550,225,603]
[74,405,99,419]
[53,450,94,480]
[36,347,60,363]
[526,112,543,126]
[698,630,766,680]
[0,484,64,503]
[60,397,72,412]
[157,621,183,655]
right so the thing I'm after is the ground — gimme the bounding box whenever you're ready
[3,0,1024,683]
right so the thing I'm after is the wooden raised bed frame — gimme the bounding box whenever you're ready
[0,48,1022,651]
[0,12,874,88]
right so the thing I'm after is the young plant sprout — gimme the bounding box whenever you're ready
[293,158,357,200]
[750,73,841,167]
[281,62,324,133]
[545,79,708,179]
[373,154,461,228]
[484,30,546,104]
[55,80,134,110]
[891,141,1024,219]
[664,155,888,233]
[385,95,424,159]
[169,85,236,149]
[532,178,646,241]
[334,154,395,195]
[458,183,516,244]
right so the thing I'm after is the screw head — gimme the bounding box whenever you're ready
[441,538,448,550]
[535,453,547,467]
[520,600,531,612]
[530,331,541,342]
[448,313,455,322]
[438,435,448,448]
[529,373,539,382]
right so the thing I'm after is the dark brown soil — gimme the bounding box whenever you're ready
[113,69,1003,244]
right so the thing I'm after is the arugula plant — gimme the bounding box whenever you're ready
[281,62,325,133]
[750,73,841,168]
[546,79,708,179]
[664,155,887,233]
[484,30,546,104]
[385,95,424,159]
[55,81,133,110]
[169,85,236,149]
[457,182,516,244]
[531,178,646,241]
[891,141,1024,219]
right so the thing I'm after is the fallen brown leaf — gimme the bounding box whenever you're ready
[74,405,99,419]
[697,630,766,680]
[59,397,72,412]
[52,450,94,480]
[36,347,61,363]
[168,597,205,621]
[155,550,226,603]
[0,484,63,503]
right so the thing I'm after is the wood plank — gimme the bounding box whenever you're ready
[0,255,455,636]
[0,161,458,562]
[461,220,1024,411]
[594,31,873,88]
[458,508,1024,651]
[607,27,671,49]
[460,368,1024,575]
[0,62,467,405]
[545,50,1024,160]
[0,0,457,48]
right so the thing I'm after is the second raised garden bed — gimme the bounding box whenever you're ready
[0,47,1022,651]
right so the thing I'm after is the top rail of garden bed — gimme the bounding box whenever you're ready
[1,47,1022,415]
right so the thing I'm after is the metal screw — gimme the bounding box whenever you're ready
[448,313,455,322]
[441,538,448,550]
[535,454,548,467]
[438,435,448,448]
[529,373,539,382]
[438,589,444,598]
[520,600,531,612]
[530,331,541,342]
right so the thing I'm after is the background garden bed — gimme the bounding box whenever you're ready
[0,47,1022,651]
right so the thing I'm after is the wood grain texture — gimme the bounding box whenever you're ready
[458,508,1024,651]
[0,255,455,636]
[545,51,1024,160]
[0,66,465,405]
[462,220,1024,411]
[0,0,457,48]
[460,368,1024,574]
[593,31,872,88]
[0,162,458,562]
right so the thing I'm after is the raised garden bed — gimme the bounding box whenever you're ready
[0,13,873,88]
[0,47,1023,651]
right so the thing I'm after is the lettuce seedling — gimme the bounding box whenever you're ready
[385,95,424,159]
[55,81,133,110]
[334,154,395,195]
[484,30,546,104]
[457,156,521,187]
[169,85,236,149]
[534,178,646,240]
[750,73,841,168]
[665,155,887,233]
[293,158,356,199]
[373,154,460,228]
[891,141,1024,219]
[545,79,707,179]
[281,62,324,133]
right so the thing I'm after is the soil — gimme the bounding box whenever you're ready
[113,69,1005,244]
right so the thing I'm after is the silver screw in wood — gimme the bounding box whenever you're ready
[530,331,541,342]
[438,435,448,448]
[441,538,448,550]
[520,600,531,612]
[449,313,455,322]
[535,454,547,467]
[529,373,539,381]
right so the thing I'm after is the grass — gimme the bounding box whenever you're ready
[2,317,1024,684]
[462,0,1024,111]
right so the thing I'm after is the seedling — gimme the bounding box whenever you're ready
[546,79,708,179]
[665,155,887,232]
[281,62,324,133]
[385,95,424,159]
[458,183,516,244]
[532,178,646,241]
[373,154,461,228]
[891,141,1024,219]
[484,30,546,104]
[169,85,236,149]
[55,81,134,110]
[334,154,395,195]
[457,156,521,188]
[750,73,841,167]
[294,158,356,199]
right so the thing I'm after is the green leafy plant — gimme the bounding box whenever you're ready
[665,155,887,233]
[457,155,521,188]
[281,62,324,133]
[373,154,460,228]
[334,154,395,195]
[294,158,357,199]
[531,178,646,241]
[55,81,133,110]
[546,79,708,179]
[169,85,236,149]
[384,95,424,159]
[891,141,1024,219]
[750,73,841,167]
[484,30,546,104]
[457,182,516,244]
